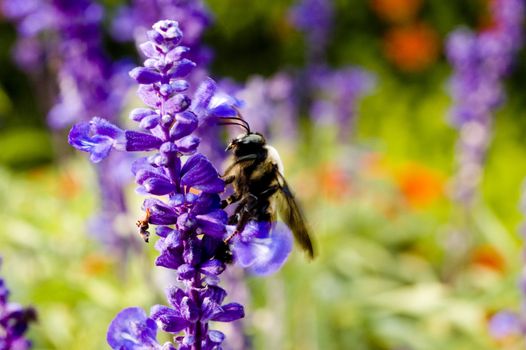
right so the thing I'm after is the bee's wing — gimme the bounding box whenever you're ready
[274,169,315,259]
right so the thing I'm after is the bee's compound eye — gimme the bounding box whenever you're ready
[243,133,265,145]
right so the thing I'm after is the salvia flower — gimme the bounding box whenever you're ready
[3,0,134,252]
[445,0,524,204]
[222,73,299,142]
[111,0,213,67]
[309,66,376,139]
[0,258,37,350]
[69,20,296,349]
[491,181,526,340]
[289,0,334,61]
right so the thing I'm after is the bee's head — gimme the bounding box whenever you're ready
[227,132,266,156]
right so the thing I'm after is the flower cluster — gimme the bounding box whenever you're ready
[487,180,526,340]
[69,20,248,349]
[2,0,130,124]
[288,0,376,141]
[1,0,53,71]
[111,0,212,67]
[446,0,524,203]
[309,66,376,139]
[3,0,133,251]
[220,73,299,142]
[0,258,37,350]
[289,0,333,62]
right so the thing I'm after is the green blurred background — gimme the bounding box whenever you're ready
[1,0,526,349]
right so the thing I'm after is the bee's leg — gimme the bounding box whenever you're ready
[259,185,279,198]
[225,195,258,243]
[221,191,241,208]
[223,175,236,184]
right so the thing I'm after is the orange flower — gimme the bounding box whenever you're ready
[82,253,112,276]
[396,162,444,207]
[370,0,423,24]
[472,244,506,273]
[58,170,81,199]
[318,162,351,201]
[383,22,440,72]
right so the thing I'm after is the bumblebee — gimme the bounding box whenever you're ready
[219,116,315,259]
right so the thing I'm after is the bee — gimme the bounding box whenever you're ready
[218,115,315,259]
[136,208,151,243]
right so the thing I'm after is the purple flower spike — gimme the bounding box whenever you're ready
[446,0,524,204]
[231,221,294,276]
[78,20,246,349]
[289,0,334,61]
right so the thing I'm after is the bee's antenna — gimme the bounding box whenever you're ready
[232,107,251,133]
[218,120,250,133]
[218,108,251,133]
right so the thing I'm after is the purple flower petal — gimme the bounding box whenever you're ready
[180,154,224,193]
[166,286,186,309]
[190,194,222,215]
[137,84,160,108]
[139,114,160,130]
[130,108,158,122]
[209,104,237,118]
[107,307,160,350]
[175,135,200,154]
[130,67,163,84]
[136,168,175,195]
[200,259,225,276]
[155,247,184,270]
[200,297,223,322]
[210,303,244,322]
[125,131,163,152]
[201,285,227,305]
[155,226,174,238]
[166,46,190,62]
[153,20,183,42]
[144,198,178,225]
[169,59,196,78]
[68,118,125,163]
[170,111,198,140]
[207,330,225,344]
[165,94,191,113]
[183,238,202,265]
[150,305,188,333]
[139,41,160,58]
[191,78,216,118]
[195,210,227,238]
[231,222,293,275]
[179,297,199,322]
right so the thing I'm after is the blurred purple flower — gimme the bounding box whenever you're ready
[488,311,522,340]
[289,0,333,61]
[0,258,37,350]
[310,66,376,139]
[446,0,524,204]
[3,0,135,253]
[221,72,300,142]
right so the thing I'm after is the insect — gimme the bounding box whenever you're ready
[136,208,151,243]
[218,114,315,259]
